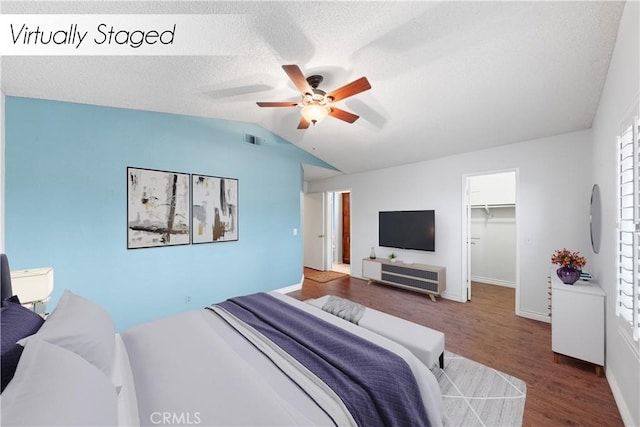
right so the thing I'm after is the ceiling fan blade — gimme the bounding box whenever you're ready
[256,102,299,107]
[327,77,371,102]
[297,117,311,129]
[282,65,313,95]
[329,107,360,124]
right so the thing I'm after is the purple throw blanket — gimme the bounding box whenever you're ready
[212,293,430,427]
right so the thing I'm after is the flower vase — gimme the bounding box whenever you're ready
[369,247,376,259]
[556,266,581,285]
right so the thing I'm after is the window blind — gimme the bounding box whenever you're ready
[617,116,640,341]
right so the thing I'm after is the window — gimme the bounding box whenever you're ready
[617,111,640,343]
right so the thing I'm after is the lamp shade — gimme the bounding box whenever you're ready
[301,104,329,124]
[10,267,54,305]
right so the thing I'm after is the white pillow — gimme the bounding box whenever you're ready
[19,289,116,376]
[1,338,118,426]
[112,333,141,427]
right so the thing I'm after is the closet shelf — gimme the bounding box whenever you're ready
[469,203,515,209]
[469,203,515,218]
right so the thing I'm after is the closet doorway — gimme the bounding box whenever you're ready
[463,171,518,311]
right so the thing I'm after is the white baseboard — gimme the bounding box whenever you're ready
[441,292,467,303]
[517,308,551,323]
[471,275,516,288]
[606,369,637,427]
[273,274,304,294]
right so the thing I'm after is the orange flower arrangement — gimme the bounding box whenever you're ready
[551,248,587,270]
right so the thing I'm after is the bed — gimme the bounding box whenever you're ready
[0,254,444,427]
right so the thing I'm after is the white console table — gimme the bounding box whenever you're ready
[362,258,446,301]
[550,274,605,376]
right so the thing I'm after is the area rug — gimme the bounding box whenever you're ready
[432,352,527,427]
[305,269,348,283]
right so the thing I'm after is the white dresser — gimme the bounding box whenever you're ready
[551,274,605,376]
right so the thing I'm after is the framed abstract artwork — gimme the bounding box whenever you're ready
[127,167,191,249]
[191,174,239,243]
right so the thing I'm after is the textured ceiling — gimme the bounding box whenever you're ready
[1,1,626,178]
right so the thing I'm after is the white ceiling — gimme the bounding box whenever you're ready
[1,1,625,178]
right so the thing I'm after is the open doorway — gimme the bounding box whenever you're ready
[330,191,351,275]
[302,190,351,275]
[463,170,518,312]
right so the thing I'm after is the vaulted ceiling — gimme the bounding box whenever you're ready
[1,1,626,178]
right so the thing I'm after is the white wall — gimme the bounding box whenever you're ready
[0,89,4,253]
[308,129,592,321]
[591,1,639,425]
[469,171,516,205]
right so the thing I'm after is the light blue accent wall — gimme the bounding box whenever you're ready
[5,97,335,330]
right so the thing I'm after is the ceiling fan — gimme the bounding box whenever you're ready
[257,65,372,129]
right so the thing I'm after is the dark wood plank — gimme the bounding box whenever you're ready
[289,271,624,427]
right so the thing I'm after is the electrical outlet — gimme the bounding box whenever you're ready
[185,296,191,305]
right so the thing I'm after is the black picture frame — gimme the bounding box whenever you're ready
[127,167,191,249]
[191,174,239,243]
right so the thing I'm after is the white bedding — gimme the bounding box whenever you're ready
[121,309,332,426]
[121,292,444,427]
[112,334,140,427]
[2,290,443,426]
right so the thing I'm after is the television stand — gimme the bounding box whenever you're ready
[362,258,446,301]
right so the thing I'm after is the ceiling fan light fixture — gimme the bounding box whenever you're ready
[301,104,330,125]
[257,65,371,129]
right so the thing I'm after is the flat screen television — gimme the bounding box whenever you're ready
[378,210,435,252]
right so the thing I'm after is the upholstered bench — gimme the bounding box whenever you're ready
[306,295,445,369]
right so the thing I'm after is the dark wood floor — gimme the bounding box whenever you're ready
[289,270,624,427]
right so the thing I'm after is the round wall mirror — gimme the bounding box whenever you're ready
[590,184,602,254]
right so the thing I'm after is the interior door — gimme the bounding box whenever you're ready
[465,177,472,301]
[303,192,325,271]
[342,192,351,264]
